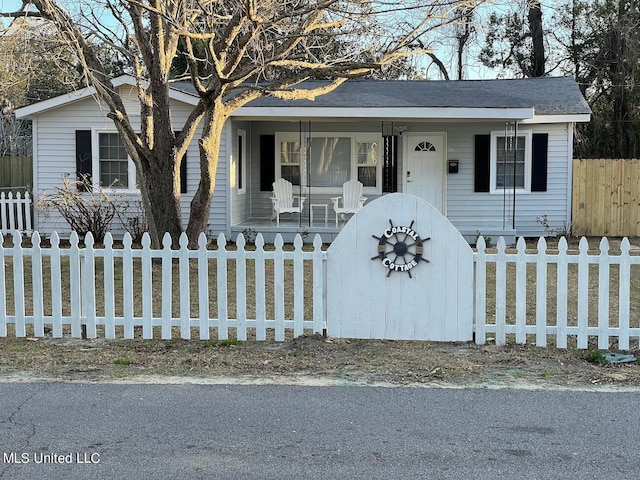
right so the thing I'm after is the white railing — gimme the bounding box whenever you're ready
[0,231,326,341]
[0,191,32,235]
[475,236,640,350]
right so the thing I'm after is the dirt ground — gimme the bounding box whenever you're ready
[1,333,639,389]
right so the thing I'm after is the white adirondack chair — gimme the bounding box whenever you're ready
[331,179,367,226]
[270,178,306,225]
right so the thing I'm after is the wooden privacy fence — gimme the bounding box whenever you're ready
[0,191,32,235]
[475,236,640,350]
[0,231,326,341]
[572,158,640,236]
[1,230,640,350]
[0,156,32,190]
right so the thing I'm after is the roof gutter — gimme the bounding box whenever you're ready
[233,106,535,121]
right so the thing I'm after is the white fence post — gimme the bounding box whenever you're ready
[0,193,6,233]
[178,233,191,340]
[12,231,25,337]
[50,232,63,338]
[197,233,210,340]
[474,236,487,345]
[141,233,153,339]
[576,237,590,349]
[235,233,247,342]
[0,233,6,337]
[495,237,507,346]
[619,238,631,350]
[32,231,44,337]
[293,234,304,338]
[69,232,81,338]
[103,233,116,339]
[161,233,173,340]
[312,234,325,335]
[597,237,610,349]
[535,237,548,347]
[515,237,527,344]
[216,233,228,340]
[556,237,569,348]
[254,234,267,341]
[83,232,97,338]
[274,234,285,342]
[8,193,15,236]
[122,233,134,339]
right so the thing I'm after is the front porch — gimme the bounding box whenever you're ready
[225,116,528,245]
[230,214,350,244]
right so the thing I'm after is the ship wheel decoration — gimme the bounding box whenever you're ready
[372,220,430,278]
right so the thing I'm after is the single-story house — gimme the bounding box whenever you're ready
[15,75,590,243]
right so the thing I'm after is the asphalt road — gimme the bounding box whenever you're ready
[1,382,638,479]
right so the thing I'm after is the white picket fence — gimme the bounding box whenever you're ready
[475,236,640,350]
[0,191,32,235]
[0,230,325,341]
[1,230,640,349]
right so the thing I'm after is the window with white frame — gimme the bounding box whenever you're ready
[279,139,301,185]
[490,130,531,192]
[356,139,379,187]
[276,132,381,191]
[237,129,246,194]
[98,132,129,188]
[95,131,136,190]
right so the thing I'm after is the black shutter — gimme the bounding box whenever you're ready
[382,135,398,193]
[474,134,490,192]
[75,130,92,191]
[260,135,275,191]
[179,150,187,194]
[531,133,548,192]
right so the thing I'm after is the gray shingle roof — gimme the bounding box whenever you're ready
[172,76,590,116]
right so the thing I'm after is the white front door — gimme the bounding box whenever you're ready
[405,134,445,212]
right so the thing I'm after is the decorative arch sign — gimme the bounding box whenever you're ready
[372,220,430,277]
[327,193,474,341]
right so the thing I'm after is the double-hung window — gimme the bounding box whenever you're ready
[275,132,381,192]
[490,131,531,193]
[356,138,379,187]
[279,139,302,185]
[95,132,135,190]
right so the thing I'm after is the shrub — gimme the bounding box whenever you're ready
[38,175,142,243]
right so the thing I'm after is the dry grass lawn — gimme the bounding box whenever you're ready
[1,236,640,387]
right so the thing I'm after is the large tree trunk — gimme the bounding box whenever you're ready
[137,152,184,248]
[185,104,228,246]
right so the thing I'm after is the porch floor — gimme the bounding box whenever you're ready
[231,214,352,244]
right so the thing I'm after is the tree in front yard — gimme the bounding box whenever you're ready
[2,0,481,247]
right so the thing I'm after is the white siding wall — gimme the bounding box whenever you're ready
[442,122,570,238]
[33,87,228,238]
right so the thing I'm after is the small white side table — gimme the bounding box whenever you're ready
[310,204,328,225]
